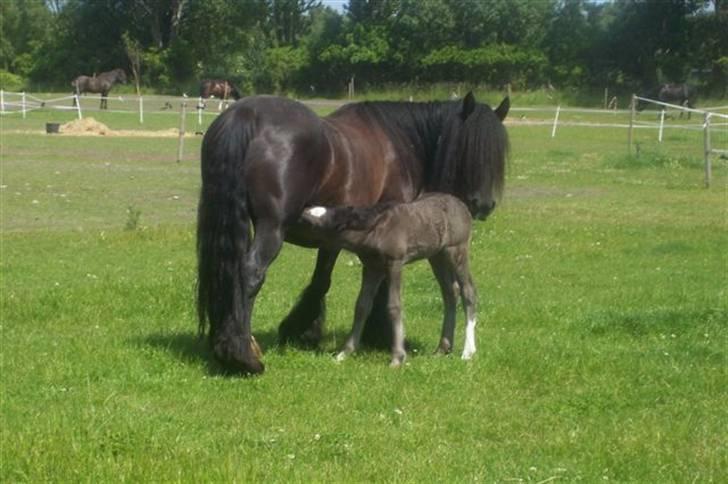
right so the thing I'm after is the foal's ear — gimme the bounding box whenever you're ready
[460,91,476,120]
[495,96,510,121]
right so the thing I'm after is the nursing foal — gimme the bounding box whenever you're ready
[301,193,477,367]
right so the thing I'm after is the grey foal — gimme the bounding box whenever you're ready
[301,193,478,367]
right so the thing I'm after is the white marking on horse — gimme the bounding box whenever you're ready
[308,206,327,218]
[461,316,477,360]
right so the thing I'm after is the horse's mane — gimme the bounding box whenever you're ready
[331,99,508,202]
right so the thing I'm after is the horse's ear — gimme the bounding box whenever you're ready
[460,91,476,120]
[495,96,510,121]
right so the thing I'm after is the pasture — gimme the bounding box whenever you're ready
[1,104,726,482]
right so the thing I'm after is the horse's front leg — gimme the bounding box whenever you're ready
[387,263,406,368]
[336,263,385,361]
[278,248,339,346]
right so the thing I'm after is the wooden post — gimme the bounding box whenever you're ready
[0,90,5,113]
[197,97,203,127]
[704,112,712,188]
[21,91,26,119]
[603,87,608,109]
[551,105,561,138]
[628,94,636,155]
[176,101,187,163]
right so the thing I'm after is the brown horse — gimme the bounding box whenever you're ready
[199,79,241,103]
[300,193,478,367]
[197,92,509,375]
[71,68,127,109]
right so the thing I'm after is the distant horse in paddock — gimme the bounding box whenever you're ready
[637,83,697,119]
[196,92,509,375]
[71,68,127,110]
[300,193,478,367]
[198,79,241,109]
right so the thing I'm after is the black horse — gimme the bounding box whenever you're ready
[197,93,509,375]
[637,83,697,119]
[71,68,127,110]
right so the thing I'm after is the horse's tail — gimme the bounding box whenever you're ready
[196,105,257,340]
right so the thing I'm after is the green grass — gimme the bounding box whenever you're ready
[1,105,727,482]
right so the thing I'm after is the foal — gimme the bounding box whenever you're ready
[301,193,478,367]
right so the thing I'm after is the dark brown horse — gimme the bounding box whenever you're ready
[300,193,478,367]
[637,83,697,119]
[197,92,509,375]
[71,68,127,109]
[199,79,241,102]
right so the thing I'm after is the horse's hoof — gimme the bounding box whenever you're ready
[213,337,265,376]
[335,351,348,363]
[434,338,452,355]
[461,350,475,360]
[389,354,406,368]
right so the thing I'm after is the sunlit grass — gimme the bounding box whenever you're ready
[1,109,726,481]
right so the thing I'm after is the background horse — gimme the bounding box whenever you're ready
[197,92,509,375]
[637,83,697,119]
[71,68,127,109]
[301,193,478,367]
[199,79,241,105]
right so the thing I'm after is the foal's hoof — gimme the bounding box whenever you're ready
[389,354,406,368]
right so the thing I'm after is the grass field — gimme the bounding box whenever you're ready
[1,103,726,482]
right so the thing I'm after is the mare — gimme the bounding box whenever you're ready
[300,193,478,367]
[199,79,241,108]
[637,83,697,119]
[196,92,509,375]
[71,68,127,110]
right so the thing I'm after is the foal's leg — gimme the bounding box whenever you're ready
[428,252,458,354]
[387,263,407,367]
[448,245,478,360]
[336,263,385,361]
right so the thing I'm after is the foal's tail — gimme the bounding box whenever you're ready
[196,105,257,339]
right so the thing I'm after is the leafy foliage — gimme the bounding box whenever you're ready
[1,0,726,96]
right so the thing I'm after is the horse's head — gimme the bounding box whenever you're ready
[115,69,128,83]
[432,92,509,220]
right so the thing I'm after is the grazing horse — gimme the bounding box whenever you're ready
[71,68,127,110]
[199,79,241,107]
[300,193,478,367]
[197,92,509,375]
[637,83,697,119]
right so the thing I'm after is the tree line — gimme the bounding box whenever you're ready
[1,0,726,98]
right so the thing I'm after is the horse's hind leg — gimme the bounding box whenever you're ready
[428,252,458,354]
[279,248,339,346]
[450,245,478,360]
[336,263,385,361]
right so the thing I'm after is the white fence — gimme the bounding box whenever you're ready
[0,90,228,128]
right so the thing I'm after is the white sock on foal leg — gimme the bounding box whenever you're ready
[461,316,477,360]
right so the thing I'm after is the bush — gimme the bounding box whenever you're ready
[0,69,25,91]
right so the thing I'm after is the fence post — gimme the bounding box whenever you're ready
[658,109,665,143]
[628,94,636,155]
[551,105,561,138]
[74,95,82,119]
[21,91,26,119]
[603,87,608,109]
[0,90,4,113]
[197,97,203,127]
[139,95,144,124]
[176,101,187,163]
[703,112,712,188]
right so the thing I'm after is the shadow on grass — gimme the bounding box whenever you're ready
[139,328,430,375]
